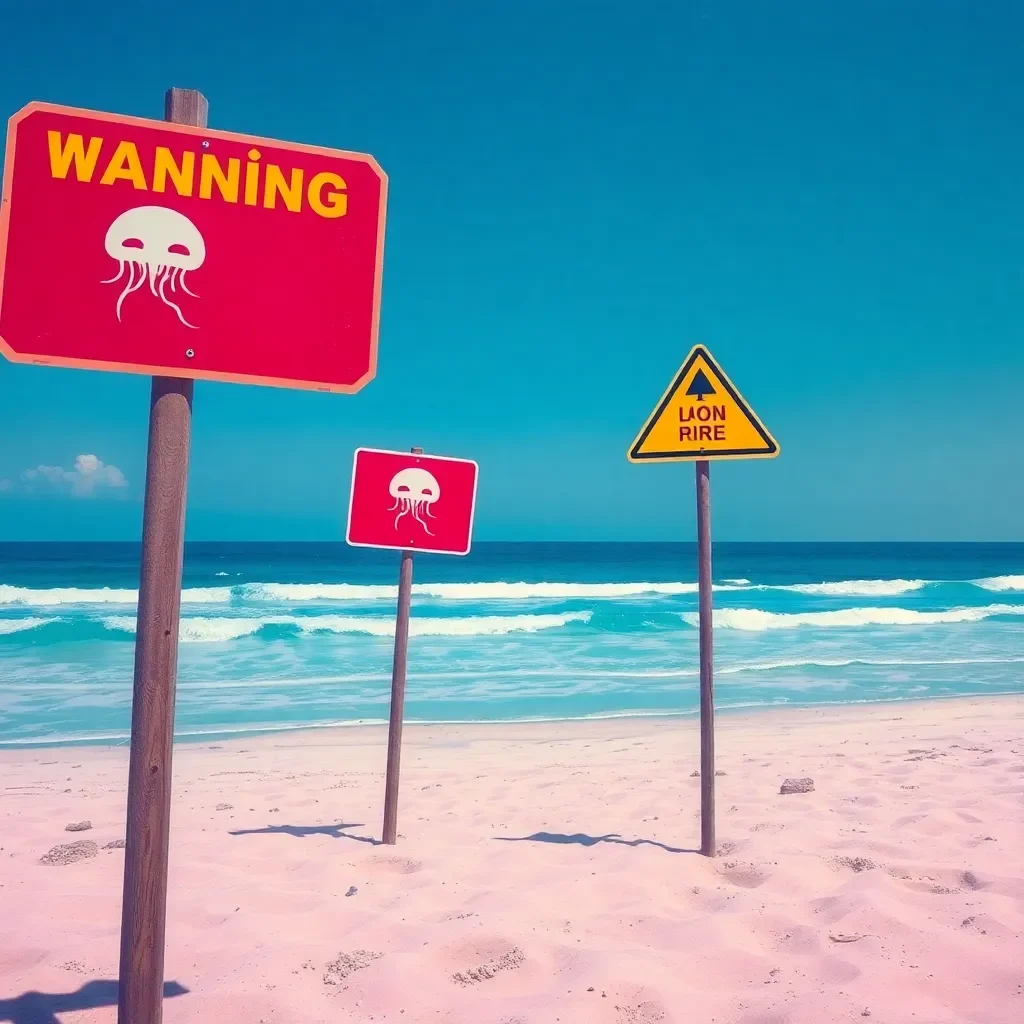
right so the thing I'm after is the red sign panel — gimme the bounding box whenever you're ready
[0,102,387,392]
[346,448,479,556]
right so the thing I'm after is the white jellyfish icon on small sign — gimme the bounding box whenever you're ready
[102,205,205,328]
[388,467,440,535]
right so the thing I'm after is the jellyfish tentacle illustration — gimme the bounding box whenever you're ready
[387,468,441,537]
[412,502,432,532]
[101,206,205,328]
[179,271,199,298]
[101,261,126,285]
[147,263,161,297]
[157,268,197,329]
[115,262,147,323]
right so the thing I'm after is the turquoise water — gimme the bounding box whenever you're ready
[1,542,1022,746]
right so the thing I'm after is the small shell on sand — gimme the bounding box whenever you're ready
[780,778,815,794]
[216,803,233,811]
[64,821,92,832]
[41,840,98,865]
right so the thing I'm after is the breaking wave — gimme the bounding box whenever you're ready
[780,579,928,597]
[0,585,230,606]
[680,604,1024,631]
[0,617,60,635]
[101,611,592,643]
[1,577,977,606]
[973,575,1024,593]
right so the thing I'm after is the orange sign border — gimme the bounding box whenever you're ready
[0,101,388,394]
[627,344,780,463]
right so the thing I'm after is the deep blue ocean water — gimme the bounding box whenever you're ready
[1,542,1022,746]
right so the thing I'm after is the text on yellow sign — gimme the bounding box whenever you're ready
[679,403,727,442]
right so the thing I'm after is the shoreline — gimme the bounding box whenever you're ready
[3,689,1023,753]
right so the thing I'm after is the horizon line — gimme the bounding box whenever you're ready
[1,539,1023,547]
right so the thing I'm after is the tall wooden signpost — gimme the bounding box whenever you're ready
[628,345,779,857]
[0,92,387,1023]
[346,446,479,844]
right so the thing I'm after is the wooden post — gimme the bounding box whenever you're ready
[117,87,206,1024]
[381,446,421,845]
[696,459,715,857]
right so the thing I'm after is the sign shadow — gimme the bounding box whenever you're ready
[493,831,697,854]
[228,822,381,845]
[0,979,188,1024]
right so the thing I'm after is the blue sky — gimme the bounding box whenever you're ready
[1,0,1022,541]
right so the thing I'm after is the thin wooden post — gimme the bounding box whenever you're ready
[117,87,206,1024]
[382,446,422,845]
[696,459,715,857]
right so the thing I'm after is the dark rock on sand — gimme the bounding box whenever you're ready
[104,839,126,849]
[780,777,814,794]
[216,803,233,811]
[345,886,358,897]
[65,821,92,832]
[41,840,98,865]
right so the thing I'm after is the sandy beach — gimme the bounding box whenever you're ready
[1,696,1022,1023]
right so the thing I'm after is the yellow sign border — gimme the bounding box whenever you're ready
[628,345,780,463]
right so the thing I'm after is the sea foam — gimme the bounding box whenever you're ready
[4,576,1005,606]
[974,575,1024,593]
[102,610,592,642]
[680,604,1024,631]
[0,617,59,635]
[0,585,231,606]
[241,581,700,601]
[780,579,928,597]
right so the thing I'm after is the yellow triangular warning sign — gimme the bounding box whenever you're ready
[628,346,779,462]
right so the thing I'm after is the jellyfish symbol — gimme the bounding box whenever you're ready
[101,206,206,328]
[388,468,440,535]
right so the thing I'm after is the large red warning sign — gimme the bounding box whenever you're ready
[0,102,387,392]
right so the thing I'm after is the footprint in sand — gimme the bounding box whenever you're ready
[719,862,769,889]
[776,923,820,954]
[446,936,526,986]
[814,955,862,984]
[957,811,984,823]
[367,854,423,875]
[616,1000,670,1023]
[961,870,987,891]
[810,895,857,924]
[829,856,876,873]
[902,868,989,895]
[322,949,382,985]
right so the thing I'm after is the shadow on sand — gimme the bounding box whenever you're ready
[228,822,381,845]
[494,831,695,854]
[0,980,188,1024]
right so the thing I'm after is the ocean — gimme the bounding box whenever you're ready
[1,542,1022,747]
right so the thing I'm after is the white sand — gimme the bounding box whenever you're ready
[1,696,1022,1023]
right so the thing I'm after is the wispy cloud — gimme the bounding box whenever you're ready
[20,454,128,498]
[0,479,11,493]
